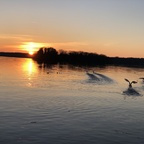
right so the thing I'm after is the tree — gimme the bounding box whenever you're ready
[34,47,58,64]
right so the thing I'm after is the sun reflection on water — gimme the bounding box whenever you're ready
[22,59,37,87]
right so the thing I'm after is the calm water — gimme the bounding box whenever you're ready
[1,57,144,144]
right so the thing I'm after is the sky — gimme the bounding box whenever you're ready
[0,0,144,57]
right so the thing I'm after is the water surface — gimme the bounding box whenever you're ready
[0,57,144,144]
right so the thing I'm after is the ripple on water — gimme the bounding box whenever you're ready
[1,58,144,144]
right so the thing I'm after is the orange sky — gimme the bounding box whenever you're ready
[0,0,144,58]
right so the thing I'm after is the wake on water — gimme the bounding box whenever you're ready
[86,71,114,84]
[86,71,143,96]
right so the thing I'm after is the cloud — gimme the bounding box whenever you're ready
[0,34,33,41]
[103,41,119,47]
[52,41,89,47]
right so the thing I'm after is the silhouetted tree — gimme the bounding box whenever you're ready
[44,47,58,63]
[33,47,58,64]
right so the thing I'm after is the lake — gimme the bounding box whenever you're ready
[0,57,144,144]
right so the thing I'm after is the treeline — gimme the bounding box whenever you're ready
[109,57,144,67]
[33,47,108,66]
[33,47,144,67]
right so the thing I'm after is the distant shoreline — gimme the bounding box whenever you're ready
[1,51,144,68]
[0,52,32,58]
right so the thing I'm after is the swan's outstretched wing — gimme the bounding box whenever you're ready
[124,78,130,83]
[139,77,144,80]
[131,81,137,84]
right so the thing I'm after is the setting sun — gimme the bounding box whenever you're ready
[29,51,34,55]
[20,42,45,55]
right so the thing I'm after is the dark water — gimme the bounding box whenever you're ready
[0,57,144,144]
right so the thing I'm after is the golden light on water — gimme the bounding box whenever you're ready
[23,59,37,75]
[22,59,38,87]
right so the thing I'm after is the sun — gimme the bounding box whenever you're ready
[20,42,44,55]
[25,42,38,55]
[29,51,34,55]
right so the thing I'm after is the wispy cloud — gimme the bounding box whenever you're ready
[53,41,89,46]
[103,41,119,47]
[0,34,33,41]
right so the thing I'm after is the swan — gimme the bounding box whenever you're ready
[123,79,141,96]
[124,78,137,88]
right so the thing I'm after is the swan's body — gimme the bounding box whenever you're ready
[123,87,141,96]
